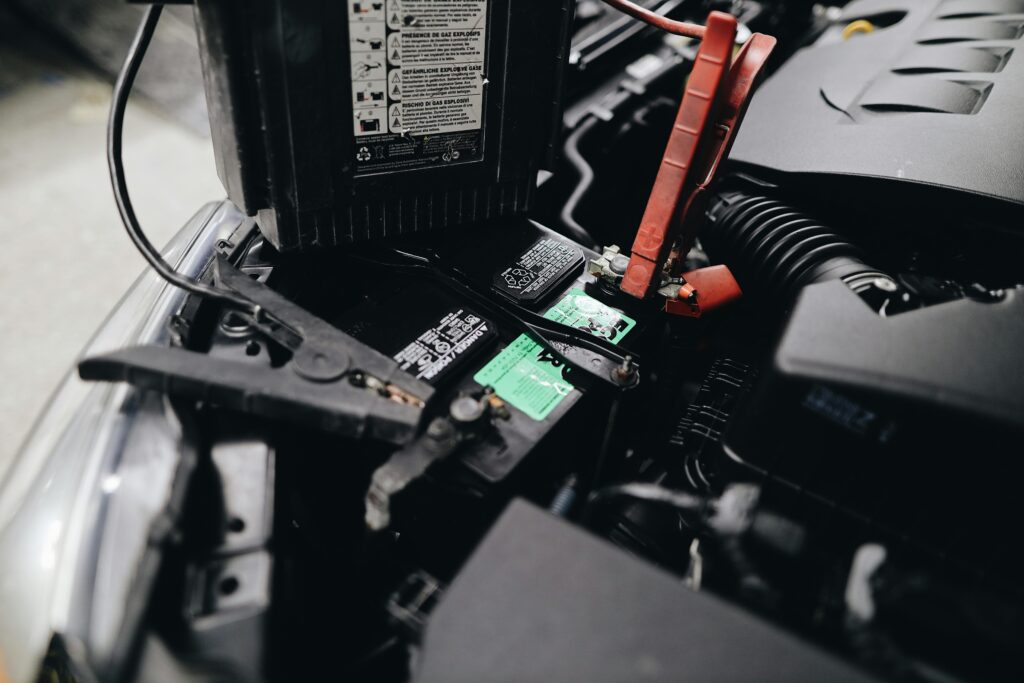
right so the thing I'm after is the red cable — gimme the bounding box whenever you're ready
[600,0,707,39]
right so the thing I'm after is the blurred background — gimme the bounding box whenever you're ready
[0,1,224,475]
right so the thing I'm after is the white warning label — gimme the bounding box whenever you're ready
[348,0,488,169]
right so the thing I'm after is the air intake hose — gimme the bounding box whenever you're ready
[703,192,893,304]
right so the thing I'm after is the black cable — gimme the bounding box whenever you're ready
[585,482,708,520]
[107,5,257,314]
[351,249,639,367]
[435,264,637,363]
[559,116,601,250]
[589,398,622,494]
[434,255,637,364]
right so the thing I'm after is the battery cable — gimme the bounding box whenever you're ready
[599,0,707,39]
[108,4,259,315]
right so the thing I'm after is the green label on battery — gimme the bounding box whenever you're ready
[473,289,636,420]
[543,288,636,343]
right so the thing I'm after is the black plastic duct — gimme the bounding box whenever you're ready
[703,192,892,304]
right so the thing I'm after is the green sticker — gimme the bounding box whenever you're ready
[542,288,636,343]
[473,334,574,420]
[473,289,636,420]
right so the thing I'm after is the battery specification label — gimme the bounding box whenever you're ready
[474,290,637,421]
[348,0,488,172]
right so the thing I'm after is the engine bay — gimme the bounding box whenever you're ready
[65,1,1024,681]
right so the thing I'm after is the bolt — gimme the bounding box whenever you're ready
[611,355,638,386]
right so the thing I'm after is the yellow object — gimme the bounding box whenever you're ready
[842,19,876,40]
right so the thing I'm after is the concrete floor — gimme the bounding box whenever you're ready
[0,11,223,476]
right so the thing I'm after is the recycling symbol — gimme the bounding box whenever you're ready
[356,146,372,162]
[503,268,535,290]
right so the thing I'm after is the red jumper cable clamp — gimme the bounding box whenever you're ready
[617,12,776,317]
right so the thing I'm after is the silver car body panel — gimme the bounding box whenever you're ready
[0,201,244,683]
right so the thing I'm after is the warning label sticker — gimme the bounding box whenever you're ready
[493,238,585,305]
[348,0,488,172]
[473,290,637,421]
[394,309,493,383]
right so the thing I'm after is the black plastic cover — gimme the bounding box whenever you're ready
[729,0,1024,216]
[193,0,573,251]
[769,282,1024,430]
[414,499,877,683]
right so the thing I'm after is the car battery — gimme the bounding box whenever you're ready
[337,220,651,527]
[193,0,574,251]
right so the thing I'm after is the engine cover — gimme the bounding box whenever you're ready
[729,0,1024,216]
[722,280,1024,586]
